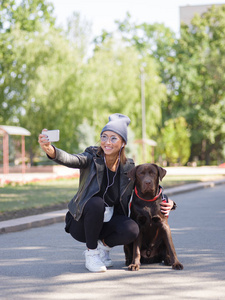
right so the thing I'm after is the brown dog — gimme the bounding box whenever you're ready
[124,163,183,271]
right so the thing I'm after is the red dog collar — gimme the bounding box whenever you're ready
[134,186,162,202]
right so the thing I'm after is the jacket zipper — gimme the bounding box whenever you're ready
[120,177,132,215]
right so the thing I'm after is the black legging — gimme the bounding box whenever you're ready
[66,196,139,249]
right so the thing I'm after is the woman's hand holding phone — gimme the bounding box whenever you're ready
[38,129,56,159]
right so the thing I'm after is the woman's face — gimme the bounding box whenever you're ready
[100,131,124,156]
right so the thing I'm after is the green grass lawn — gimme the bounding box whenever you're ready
[0,174,224,214]
[0,178,79,213]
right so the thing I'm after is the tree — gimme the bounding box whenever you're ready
[0,2,92,161]
[175,5,225,164]
[0,0,55,124]
[66,12,92,60]
[116,14,177,124]
[116,9,225,165]
[87,36,166,142]
[18,27,85,158]
[157,117,191,165]
[0,0,55,33]
[76,119,96,153]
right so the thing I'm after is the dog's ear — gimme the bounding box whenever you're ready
[152,164,167,181]
[127,166,137,182]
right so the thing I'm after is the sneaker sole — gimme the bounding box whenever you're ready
[85,265,107,272]
[104,261,113,268]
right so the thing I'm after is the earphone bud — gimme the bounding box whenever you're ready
[122,143,125,148]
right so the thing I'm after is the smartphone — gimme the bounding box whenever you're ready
[42,130,60,142]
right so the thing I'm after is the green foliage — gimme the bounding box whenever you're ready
[66,12,92,59]
[0,0,55,33]
[19,27,86,155]
[116,8,225,164]
[76,119,96,152]
[0,4,89,157]
[0,0,55,125]
[157,117,191,165]
[88,37,166,140]
[175,5,225,163]
[1,2,225,166]
[116,14,177,120]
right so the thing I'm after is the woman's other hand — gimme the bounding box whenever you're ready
[160,199,174,217]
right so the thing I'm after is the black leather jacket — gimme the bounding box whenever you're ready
[51,146,135,221]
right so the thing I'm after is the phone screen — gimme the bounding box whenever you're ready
[42,130,60,142]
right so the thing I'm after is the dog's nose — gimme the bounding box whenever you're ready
[144,179,151,185]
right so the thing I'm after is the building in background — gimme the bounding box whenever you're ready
[180,3,224,26]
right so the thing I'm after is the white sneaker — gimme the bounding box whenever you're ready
[84,249,107,272]
[97,240,113,267]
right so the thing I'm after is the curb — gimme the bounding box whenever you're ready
[1,179,225,234]
[0,209,67,234]
[165,178,225,196]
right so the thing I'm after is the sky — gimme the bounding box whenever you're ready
[51,0,225,37]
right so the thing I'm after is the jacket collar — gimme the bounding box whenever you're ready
[121,158,135,174]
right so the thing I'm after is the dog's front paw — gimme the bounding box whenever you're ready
[128,263,140,271]
[172,262,183,270]
[125,258,132,266]
[164,257,172,266]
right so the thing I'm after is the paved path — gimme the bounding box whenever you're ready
[0,184,225,299]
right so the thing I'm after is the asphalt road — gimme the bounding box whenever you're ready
[0,184,225,300]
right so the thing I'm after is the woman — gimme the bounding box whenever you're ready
[38,113,175,273]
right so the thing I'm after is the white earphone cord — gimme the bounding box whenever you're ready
[103,145,123,205]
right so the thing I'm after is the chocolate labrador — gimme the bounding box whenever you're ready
[124,163,183,271]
